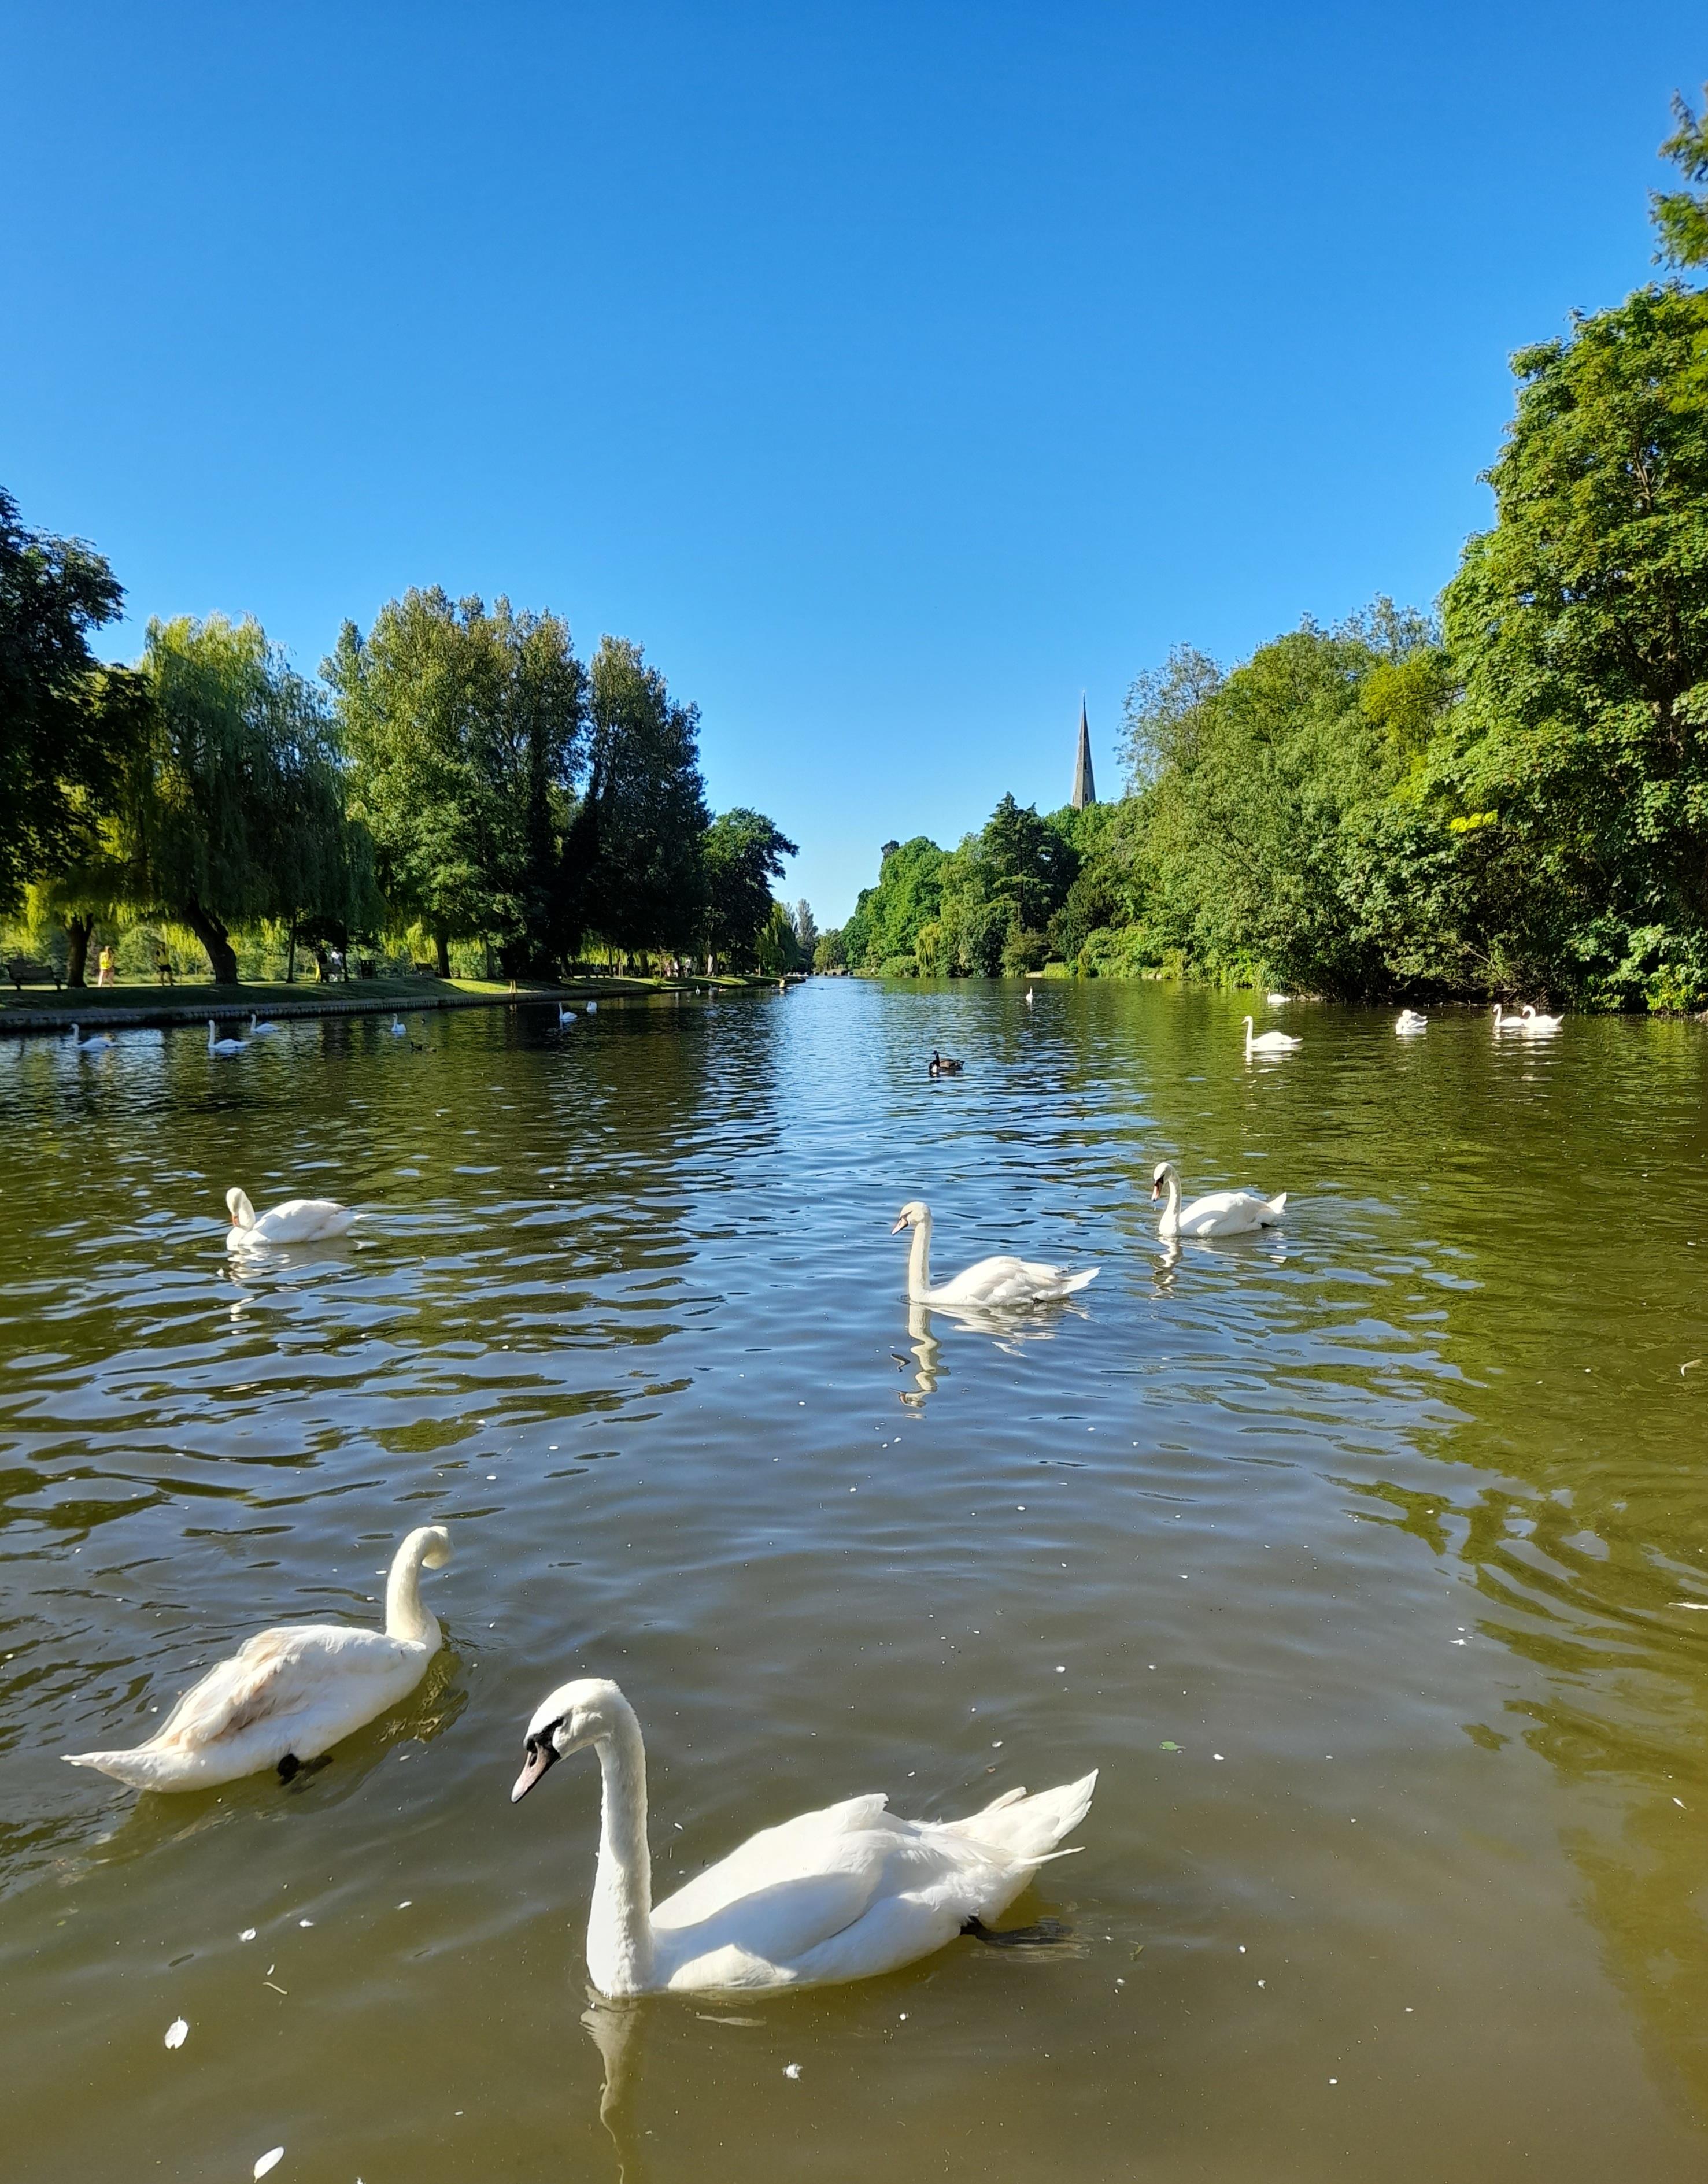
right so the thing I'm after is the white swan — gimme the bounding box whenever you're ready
[225,1185,357,1252]
[67,1023,114,1050]
[1395,1009,1428,1035]
[387,1015,408,1035]
[62,1525,452,1792]
[511,1676,1096,1995]
[1243,1015,1301,1055]
[1151,1160,1286,1239]
[1025,986,1035,1005]
[1520,1004,1563,1034]
[1490,1004,1528,1034]
[557,1004,578,1026]
[892,1201,1096,1308]
[585,1000,597,1014]
[206,1019,247,1054]
[1266,992,1289,1005]
[249,1013,280,1035]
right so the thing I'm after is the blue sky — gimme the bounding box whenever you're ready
[3,5,1702,923]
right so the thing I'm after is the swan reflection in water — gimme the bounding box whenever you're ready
[898,1294,1093,1407]
[582,1993,651,2184]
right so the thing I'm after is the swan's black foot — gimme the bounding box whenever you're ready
[278,1752,332,1785]
[962,1915,1074,1948]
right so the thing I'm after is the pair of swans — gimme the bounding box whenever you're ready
[1149,1160,1286,1238]
[1493,1002,1562,1035]
[1396,1009,1428,1036]
[1243,1015,1301,1055]
[225,1184,357,1253]
[65,1524,1097,1997]
[892,1200,1096,1307]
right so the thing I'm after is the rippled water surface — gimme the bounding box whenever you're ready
[3,980,1708,2182]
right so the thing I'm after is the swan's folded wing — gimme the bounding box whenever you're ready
[154,1626,403,1750]
[253,1198,350,1242]
[652,1794,900,1933]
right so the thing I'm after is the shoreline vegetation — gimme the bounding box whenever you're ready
[816,92,1708,1016]
[3,557,819,1002]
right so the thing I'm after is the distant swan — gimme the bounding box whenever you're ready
[1266,992,1289,1005]
[892,1200,1096,1308]
[585,1001,597,1014]
[511,1675,1097,1995]
[62,1525,452,1792]
[388,1016,408,1036]
[557,1004,578,1026]
[225,1186,357,1252]
[928,1050,964,1077]
[1395,1009,1428,1035]
[1520,1004,1563,1034]
[1490,1004,1528,1034]
[249,1013,280,1035]
[67,1023,114,1050]
[1151,1160,1287,1239]
[1243,1015,1301,1055]
[206,1019,247,1054]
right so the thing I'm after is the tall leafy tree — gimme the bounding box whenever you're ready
[327,589,583,975]
[571,638,707,963]
[119,616,359,983]
[703,808,799,971]
[1652,83,1708,271]
[0,488,141,915]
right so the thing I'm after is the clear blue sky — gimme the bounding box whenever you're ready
[3,5,1702,923]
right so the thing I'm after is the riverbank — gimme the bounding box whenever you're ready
[0,971,779,1038]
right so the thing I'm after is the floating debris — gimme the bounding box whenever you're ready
[239,1928,257,1942]
[164,2017,188,2049]
[783,2063,801,2079]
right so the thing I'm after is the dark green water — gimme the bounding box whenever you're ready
[1,981,1706,2182]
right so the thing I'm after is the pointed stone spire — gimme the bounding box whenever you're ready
[1071,694,1096,809]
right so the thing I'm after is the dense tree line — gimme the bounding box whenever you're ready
[0,541,805,986]
[824,90,1708,1012]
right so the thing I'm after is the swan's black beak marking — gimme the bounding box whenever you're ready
[511,1732,560,1804]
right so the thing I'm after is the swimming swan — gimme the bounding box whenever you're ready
[1520,1004,1563,1034]
[249,1013,280,1035]
[67,1024,114,1050]
[1395,1010,1428,1035]
[206,1020,247,1054]
[1490,1004,1528,1034]
[1243,1016,1302,1054]
[891,1201,1096,1308]
[225,1185,357,1252]
[557,1004,579,1026]
[1151,1160,1287,1239]
[511,1676,1097,1995]
[62,1525,452,1792]
[388,1016,408,1036]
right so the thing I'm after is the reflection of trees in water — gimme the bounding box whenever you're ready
[1346,1453,1708,2119]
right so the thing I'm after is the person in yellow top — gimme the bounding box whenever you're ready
[95,943,115,988]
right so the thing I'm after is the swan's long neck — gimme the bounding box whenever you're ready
[385,1537,442,1649]
[1158,1169,1181,1237]
[907,1213,933,1302]
[587,1702,656,1997]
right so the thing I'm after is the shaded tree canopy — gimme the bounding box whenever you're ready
[703,807,798,970]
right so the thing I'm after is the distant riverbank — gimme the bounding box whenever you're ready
[0,971,783,1038]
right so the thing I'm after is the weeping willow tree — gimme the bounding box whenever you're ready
[117,616,374,983]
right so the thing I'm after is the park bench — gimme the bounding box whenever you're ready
[5,957,62,993]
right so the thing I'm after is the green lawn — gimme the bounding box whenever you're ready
[1,968,771,1017]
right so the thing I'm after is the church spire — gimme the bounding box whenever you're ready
[1071,694,1096,809]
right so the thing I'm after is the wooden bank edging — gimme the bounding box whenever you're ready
[0,979,755,1041]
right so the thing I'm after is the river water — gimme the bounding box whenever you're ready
[2,980,1706,2182]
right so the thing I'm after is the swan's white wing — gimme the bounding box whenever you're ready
[1180,1190,1279,1234]
[249,1198,353,1244]
[152,1625,413,1752]
[934,1256,1093,1306]
[653,1793,894,1931]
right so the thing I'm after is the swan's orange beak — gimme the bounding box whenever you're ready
[511,1737,559,1803]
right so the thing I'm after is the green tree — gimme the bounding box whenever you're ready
[327,589,583,976]
[1653,84,1708,270]
[813,925,846,972]
[792,898,819,957]
[840,836,945,970]
[703,807,799,971]
[572,638,708,963]
[1439,277,1708,1004]
[120,616,359,983]
[0,488,142,915]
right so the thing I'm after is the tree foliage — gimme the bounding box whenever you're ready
[703,807,798,971]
